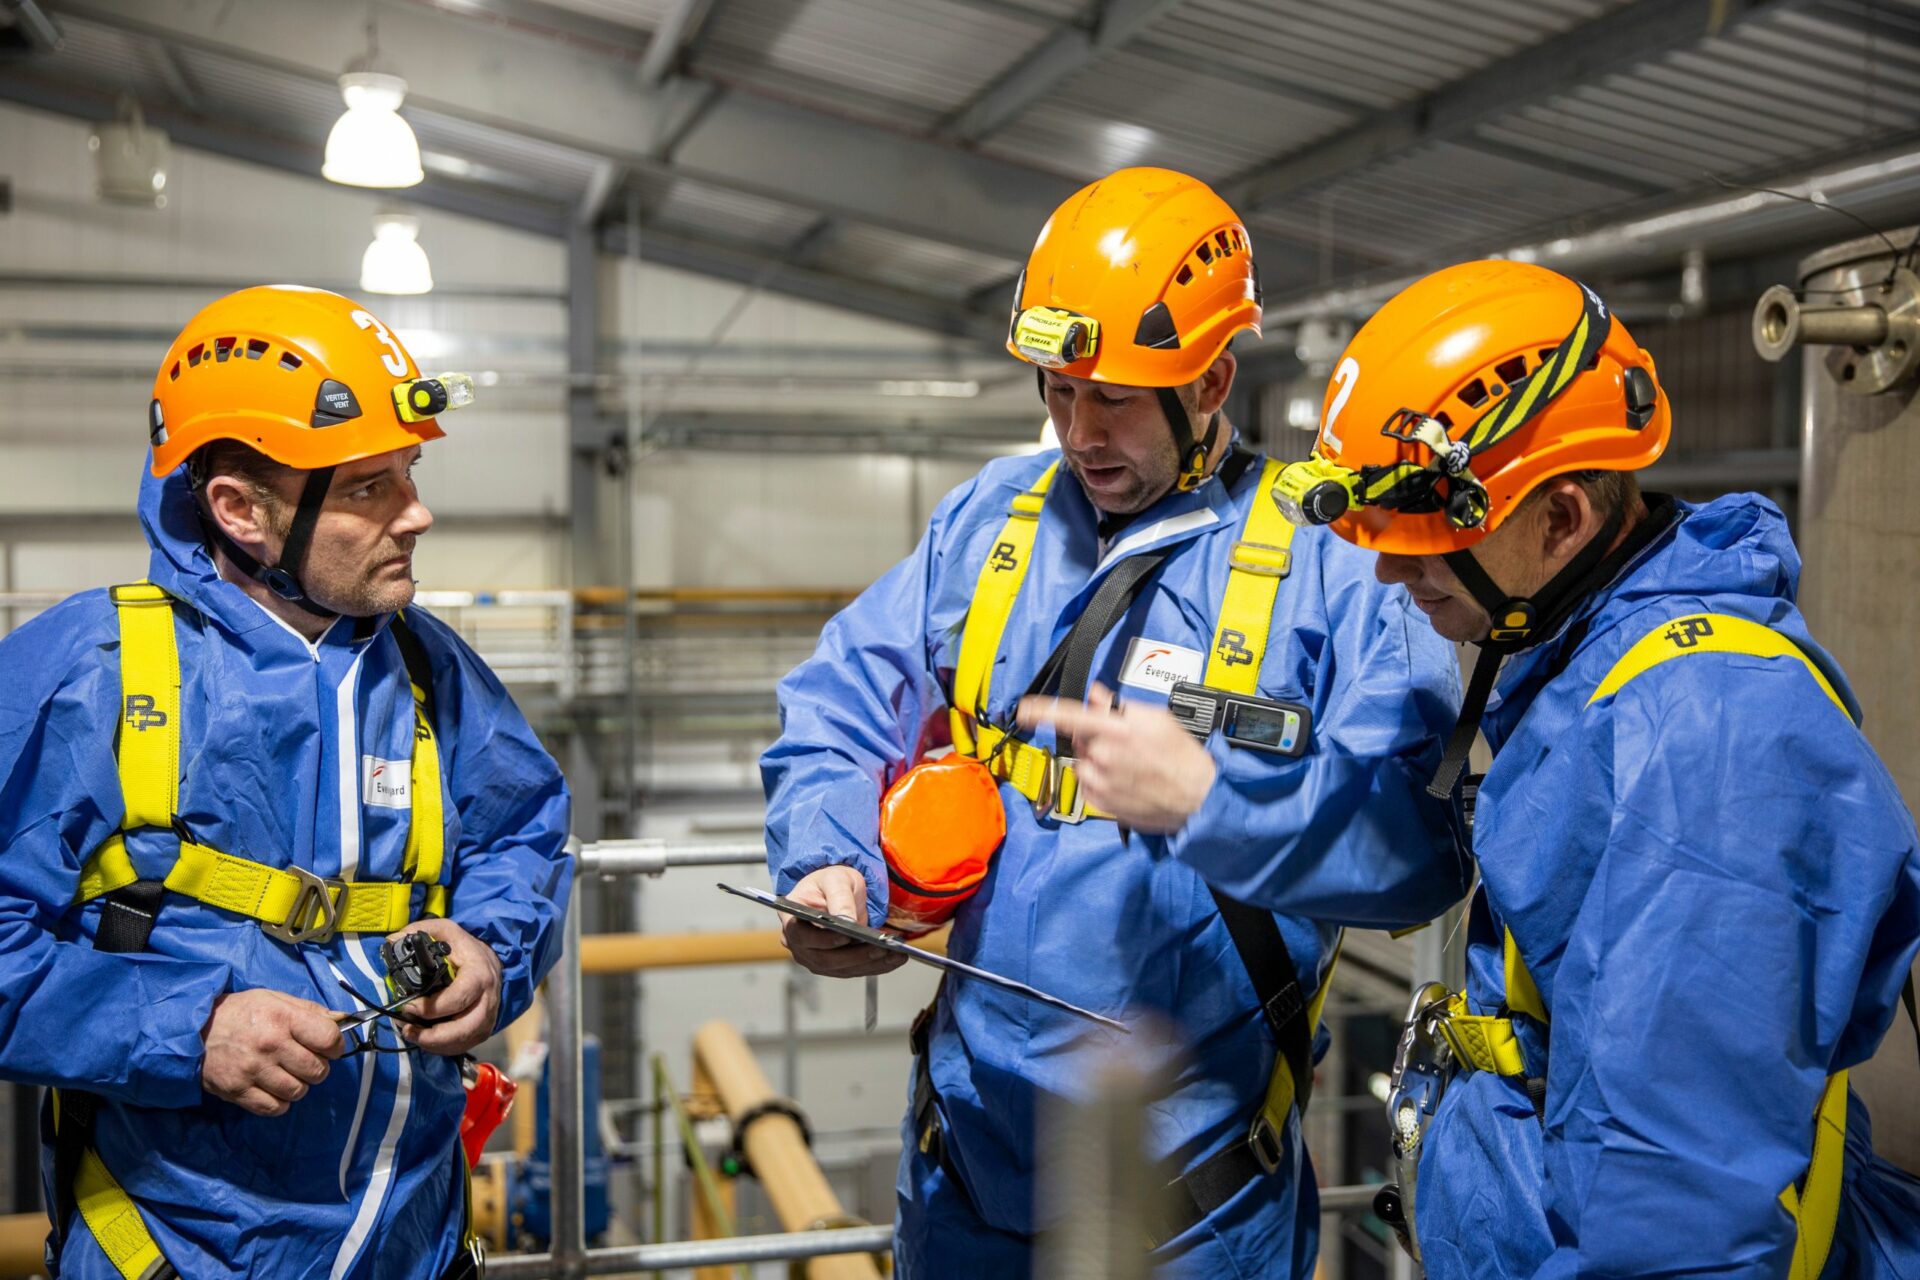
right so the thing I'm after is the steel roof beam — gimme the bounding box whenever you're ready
[0,68,574,236]
[1222,0,1804,211]
[636,0,719,90]
[54,0,1077,261]
[604,223,1009,345]
[936,0,1188,144]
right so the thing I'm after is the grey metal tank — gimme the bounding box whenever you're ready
[1754,227,1920,1172]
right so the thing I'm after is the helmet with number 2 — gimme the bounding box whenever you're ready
[148,285,448,477]
[1275,261,1671,555]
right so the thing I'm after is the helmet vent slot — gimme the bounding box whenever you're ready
[245,339,269,360]
[1458,378,1490,409]
[187,343,206,368]
[278,351,304,372]
[168,361,182,381]
[1175,264,1194,286]
[1432,410,1454,430]
[214,336,236,363]
[1214,231,1232,256]
[1195,242,1213,265]
[1495,356,1528,385]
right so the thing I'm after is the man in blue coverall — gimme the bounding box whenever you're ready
[1262,259,1920,1277]
[0,285,573,1278]
[762,168,1467,1276]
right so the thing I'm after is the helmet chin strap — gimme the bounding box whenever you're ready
[1155,385,1220,493]
[1426,503,1627,801]
[199,466,339,620]
[1031,369,1224,503]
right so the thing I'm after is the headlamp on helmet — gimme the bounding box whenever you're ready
[1012,307,1100,370]
[393,372,476,424]
[1273,457,1360,527]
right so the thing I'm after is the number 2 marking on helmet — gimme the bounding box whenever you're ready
[351,309,409,378]
[1320,357,1359,452]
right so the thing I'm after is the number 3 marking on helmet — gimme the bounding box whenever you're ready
[1320,357,1359,452]
[351,309,409,378]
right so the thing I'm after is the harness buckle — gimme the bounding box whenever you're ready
[263,866,347,944]
[1033,754,1088,824]
[1247,1110,1284,1175]
[1228,540,1293,578]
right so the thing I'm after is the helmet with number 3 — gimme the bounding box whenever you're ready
[148,285,473,618]
[1274,260,1671,555]
[148,285,450,478]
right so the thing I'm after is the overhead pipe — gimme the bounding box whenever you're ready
[1264,143,1920,326]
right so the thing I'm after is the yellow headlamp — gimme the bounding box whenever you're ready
[392,372,477,424]
[1012,306,1100,369]
[1273,457,1361,527]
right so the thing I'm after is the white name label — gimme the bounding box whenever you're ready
[361,756,412,810]
[1118,638,1204,694]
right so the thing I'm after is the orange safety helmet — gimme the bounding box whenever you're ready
[149,284,450,478]
[149,285,470,616]
[1008,167,1262,489]
[1273,260,1669,556]
[878,756,1006,935]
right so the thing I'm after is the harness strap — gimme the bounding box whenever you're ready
[110,583,181,830]
[1437,612,1874,1274]
[52,585,454,1275]
[393,612,448,894]
[74,838,445,934]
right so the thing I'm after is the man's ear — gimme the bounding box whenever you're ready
[200,476,276,554]
[1195,351,1237,416]
[1538,479,1598,569]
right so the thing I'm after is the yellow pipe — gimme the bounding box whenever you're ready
[0,1212,47,1278]
[580,925,948,974]
[692,1022,883,1280]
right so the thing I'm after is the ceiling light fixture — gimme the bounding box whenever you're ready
[361,212,433,295]
[323,15,423,189]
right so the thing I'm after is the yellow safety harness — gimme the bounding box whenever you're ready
[938,457,1339,1244]
[1433,613,1853,1279]
[52,581,454,1278]
[947,457,1300,823]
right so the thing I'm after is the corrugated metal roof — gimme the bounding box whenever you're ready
[1482,3,1920,196]
[19,0,1920,333]
[979,48,1353,182]
[811,224,1021,300]
[645,175,823,246]
[526,0,683,32]
[1138,0,1632,114]
[1256,138,1649,262]
[696,0,1053,125]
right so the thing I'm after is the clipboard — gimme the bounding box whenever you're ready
[718,883,1128,1034]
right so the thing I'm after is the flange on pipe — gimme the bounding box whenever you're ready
[1752,263,1920,394]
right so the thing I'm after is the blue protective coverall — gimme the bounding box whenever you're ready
[1417,494,1920,1279]
[0,462,574,1278]
[763,445,1468,1276]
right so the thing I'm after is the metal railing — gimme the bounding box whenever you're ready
[495,837,1402,1279]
